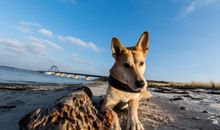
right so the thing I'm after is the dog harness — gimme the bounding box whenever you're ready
[108,75,141,93]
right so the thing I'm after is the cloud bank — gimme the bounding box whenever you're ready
[38,28,53,37]
[181,0,219,16]
[58,35,102,53]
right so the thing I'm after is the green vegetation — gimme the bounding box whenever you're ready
[148,80,220,90]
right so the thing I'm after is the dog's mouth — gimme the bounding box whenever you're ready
[126,80,142,92]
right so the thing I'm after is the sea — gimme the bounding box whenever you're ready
[0,66,88,84]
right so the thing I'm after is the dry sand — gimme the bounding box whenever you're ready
[0,81,220,130]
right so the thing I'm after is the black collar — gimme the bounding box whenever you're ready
[108,75,141,93]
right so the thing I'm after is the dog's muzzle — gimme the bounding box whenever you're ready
[135,80,145,88]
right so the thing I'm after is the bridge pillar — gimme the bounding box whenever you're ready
[55,73,61,76]
[66,74,71,78]
[45,72,52,75]
[74,74,79,79]
[60,73,65,77]
[85,76,91,81]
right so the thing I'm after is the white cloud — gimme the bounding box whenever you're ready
[0,39,23,49]
[16,25,32,34]
[28,36,63,51]
[25,41,46,55]
[0,38,25,54]
[16,21,41,34]
[46,40,63,50]
[88,42,101,52]
[58,35,102,52]
[0,36,63,56]
[20,21,41,28]
[16,21,101,53]
[38,28,53,38]
[181,0,219,16]
[0,37,47,56]
[58,35,87,47]
[69,53,90,64]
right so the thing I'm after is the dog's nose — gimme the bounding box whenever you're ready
[135,80,145,88]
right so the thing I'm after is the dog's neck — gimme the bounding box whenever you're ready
[109,64,141,93]
[109,63,127,84]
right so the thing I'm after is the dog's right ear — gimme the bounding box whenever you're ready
[136,31,149,56]
[112,37,126,58]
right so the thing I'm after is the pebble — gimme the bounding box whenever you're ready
[180,106,186,110]
[170,97,183,101]
[192,117,200,120]
[202,110,208,113]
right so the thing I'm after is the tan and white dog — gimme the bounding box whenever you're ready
[103,32,152,130]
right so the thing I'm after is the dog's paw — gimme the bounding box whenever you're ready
[103,109,122,130]
[111,125,122,130]
[109,123,121,130]
[126,119,144,130]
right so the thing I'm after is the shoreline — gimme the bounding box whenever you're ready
[0,81,220,130]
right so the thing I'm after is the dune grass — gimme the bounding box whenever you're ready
[95,77,220,90]
[148,80,220,90]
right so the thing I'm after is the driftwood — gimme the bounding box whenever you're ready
[19,86,113,130]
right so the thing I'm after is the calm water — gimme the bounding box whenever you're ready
[0,66,88,84]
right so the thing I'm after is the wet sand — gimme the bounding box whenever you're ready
[0,81,220,130]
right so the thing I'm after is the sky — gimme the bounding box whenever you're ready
[0,0,220,82]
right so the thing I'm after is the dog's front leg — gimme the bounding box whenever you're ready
[127,100,144,130]
[102,97,121,130]
[103,107,121,130]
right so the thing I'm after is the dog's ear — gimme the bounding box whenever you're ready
[136,32,149,55]
[112,37,126,58]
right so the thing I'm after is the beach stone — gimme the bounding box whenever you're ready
[18,86,112,130]
[170,96,183,101]
[192,117,200,120]
[180,106,186,110]
[203,110,208,113]
[0,104,16,110]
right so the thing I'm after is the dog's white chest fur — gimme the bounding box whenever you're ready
[120,93,140,103]
[106,86,142,104]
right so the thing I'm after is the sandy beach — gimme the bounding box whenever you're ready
[0,81,220,130]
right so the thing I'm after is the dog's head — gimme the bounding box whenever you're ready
[110,32,149,91]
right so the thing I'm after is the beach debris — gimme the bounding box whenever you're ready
[180,106,186,110]
[170,96,183,101]
[209,115,220,125]
[150,87,188,94]
[188,93,204,100]
[0,100,24,111]
[202,110,208,113]
[0,105,16,110]
[191,117,200,120]
[18,86,113,130]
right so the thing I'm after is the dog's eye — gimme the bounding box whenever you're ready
[123,63,130,68]
[140,61,144,66]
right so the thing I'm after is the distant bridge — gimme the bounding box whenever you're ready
[39,65,108,80]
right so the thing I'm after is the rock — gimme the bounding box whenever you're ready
[170,96,183,101]
[180,106,186,110]
[0,105,16,110]
[18,86,112,130]
[0,100,24,111]
[192,117,200,120]
[202,110,208,113]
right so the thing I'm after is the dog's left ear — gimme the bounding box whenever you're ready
[112,37,126,58]
[136,31,149,56]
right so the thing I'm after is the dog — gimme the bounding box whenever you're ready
[102,32,152,130]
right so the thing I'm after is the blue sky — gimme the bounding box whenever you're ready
[0,0,220,82]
